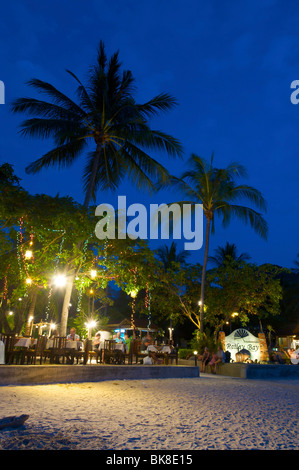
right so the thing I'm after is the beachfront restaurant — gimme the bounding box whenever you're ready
[106,318,159,340]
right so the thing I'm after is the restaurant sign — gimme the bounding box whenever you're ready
[225,328,260,362]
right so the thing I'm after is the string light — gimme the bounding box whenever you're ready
[146,282,152,329]
[3,264,10,300]
[130,267,138,330]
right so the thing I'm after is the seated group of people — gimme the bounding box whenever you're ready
[198,346,227,374]
[92,330,175,364]
[92,331,131,351]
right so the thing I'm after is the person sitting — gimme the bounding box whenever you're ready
[141,331,154,352]
[199,347,210,373]
[208,352,218,374]
[92,332,103,363]
[224,350,231,363]
[50,329,59,339]
[209,346,225,373]
[115,332,124,343]
[67,328,80,341]
[65,328,80,364]
[124,333,132,353]
[92,332,101,349]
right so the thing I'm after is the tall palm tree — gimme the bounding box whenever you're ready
[11,41,183,335]
[156,241,189,271]
[11,41,183,207]
[208,242,251,268]
[162,153,268,333]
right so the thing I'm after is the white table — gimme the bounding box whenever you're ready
[15,338,37,348]
[97,341,125,352]
[147,345,171,353]
[66,340,83,350]
[0,341,4,364]
[47,339,83,350]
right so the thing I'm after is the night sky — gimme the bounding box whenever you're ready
[1,0,299,269]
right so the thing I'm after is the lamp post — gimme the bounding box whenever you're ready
[86,320,97,340]
[193,350,198,367]
[53,274,67,288]
[168,327,174,342]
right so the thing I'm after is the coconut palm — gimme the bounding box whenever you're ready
[11,41,183,335]
[11,41,183,208]
[208,242,251,268]
[161,153,268,333]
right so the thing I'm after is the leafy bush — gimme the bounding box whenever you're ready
[178,349,194,359]
[190,328,218,354]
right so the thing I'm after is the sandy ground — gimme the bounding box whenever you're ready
[0,374,298,451]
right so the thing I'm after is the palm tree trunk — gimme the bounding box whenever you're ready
[200,216,211,333]
[60,146,101,336]
[60,272,75,336]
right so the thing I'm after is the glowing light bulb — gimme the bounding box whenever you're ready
[129,289,138,298]
[25,250,33,259]
[53,274,67,287]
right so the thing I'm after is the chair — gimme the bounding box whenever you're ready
[21,335,48,365]
[69,339,89,364]
[88,341,102,364]
[164,349,179,365]
[123,343,133,365]
[130,339,145,364]
[102,340,125,364]
[45,336,68,364]
[5,335,24,364]
[102,340,115,364]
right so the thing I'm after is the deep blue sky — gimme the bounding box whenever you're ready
[0,0,298,269]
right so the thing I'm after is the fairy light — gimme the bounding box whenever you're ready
[3,264,10,300]
[146,282,152,329]
[130,267,138,330]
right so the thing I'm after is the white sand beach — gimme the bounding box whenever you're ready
[0,375,298,451]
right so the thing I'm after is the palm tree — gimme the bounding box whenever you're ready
[208,242,251,268]
[11,41,183,335]
[156,241,189,271]
[11,41,182,207]
[162,153,268,333]
[293,254,299,273]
